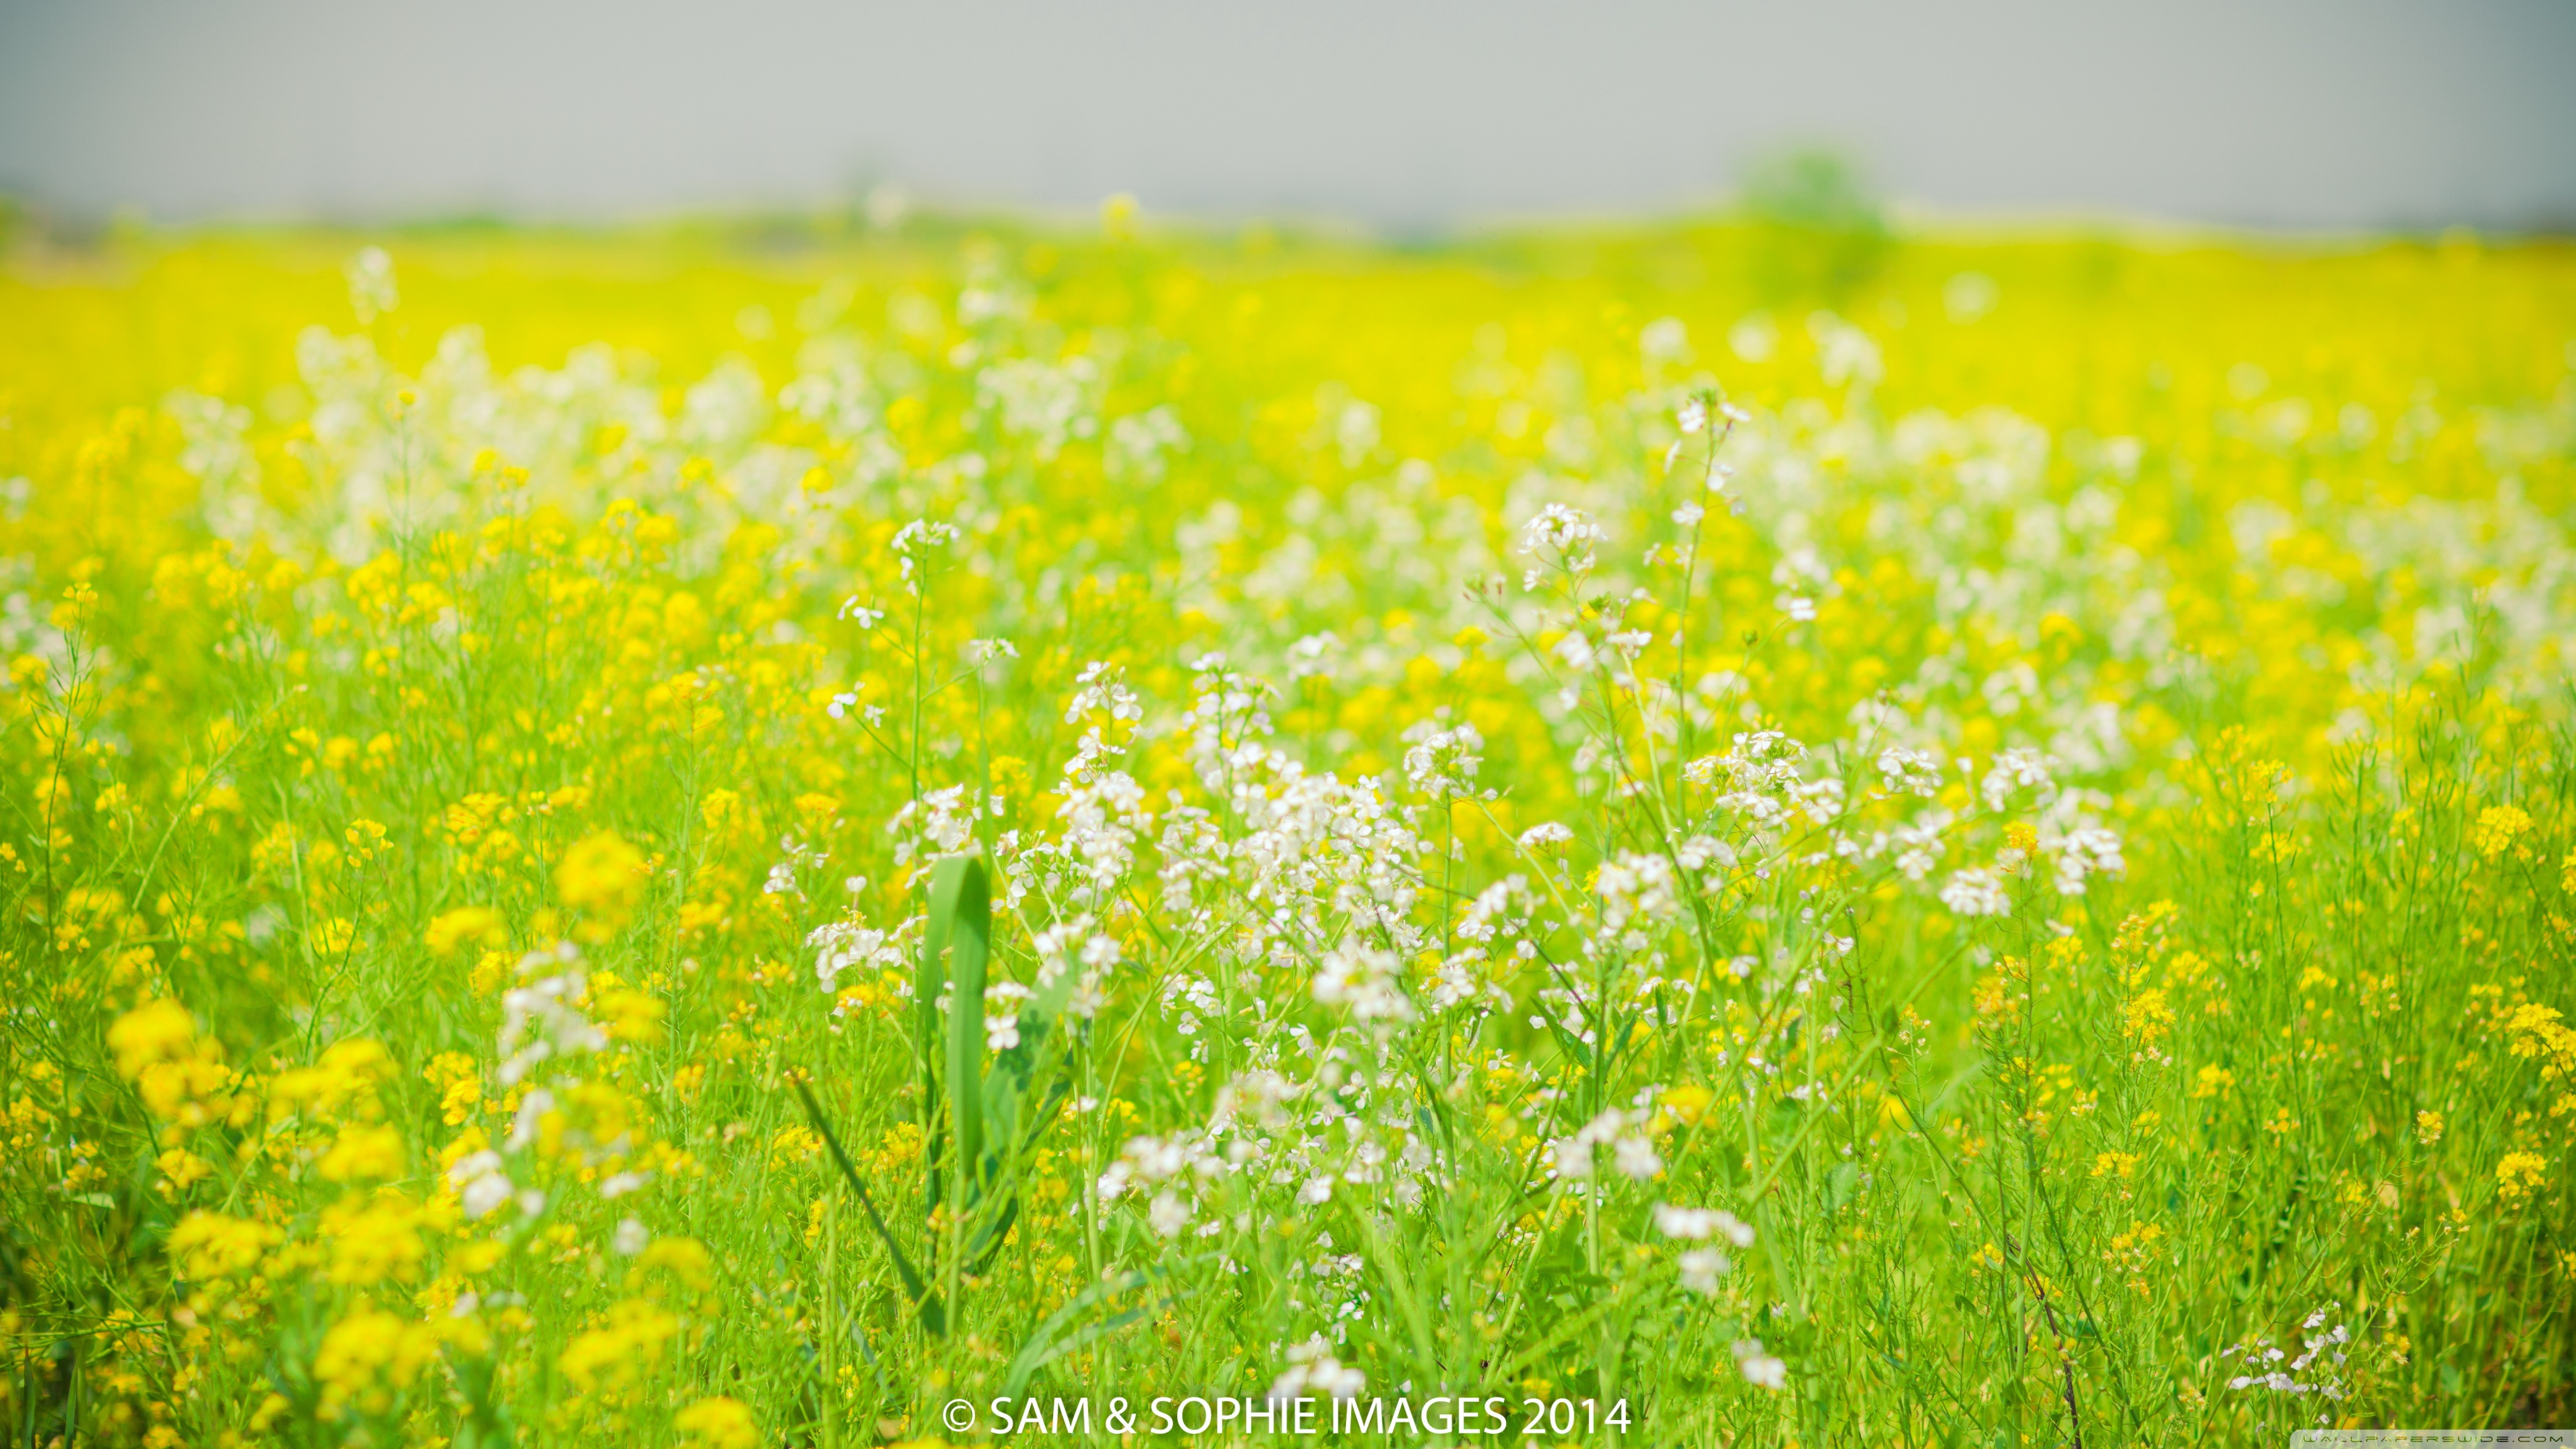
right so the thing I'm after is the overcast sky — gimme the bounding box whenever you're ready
[4,0,2572,231]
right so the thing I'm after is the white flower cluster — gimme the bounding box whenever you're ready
[1267,1334,1366,1403]
[976,355,1101,461]
[1031,916,1118,1018]
[1732,1338,1788,1391]
[1595,852,1680,942]
[889,518,961,592]
[810,918,916,995]
[1519,503,1605,589]
[446,1149,525,1222]
[496,942,606,1087]
[2222,1305,2351,1406]
[1654,1203,1756,1295]
[1550,1107,1663,1183]
[1400,716,1486,799]
[763,834,828,898]
[450,942,649,1224]
[1874,746,1944,797]
[888,784,975,868]
[1094,1131,1226,1238]
[2041,826,2127,896]
[1310,946,1417,1026]
[1938,868,2012,918]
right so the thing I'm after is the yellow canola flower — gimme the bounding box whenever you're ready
[107,998,197,1079]
[425,905,508,955]
[2497,1150,2551,1202]
[314,1303,447,1421]
[138,1055,236,1127]
[2472,805,2533,859]
[597,987,668,1045]
[2505,1004,2576,1079]
[676,1396,759,1449]
[317,1124,406,1182]
[2091,1151,2140,1180]
[425,1051,486,1125]
[557,829,649,934]
[1659,1082,1715,1125]
[167,1210,281,1279]
[109,998,242,1129]
[320,1192,431,1286]
[770,1124,824,1168]
[559,1297,681,1394]
[156,1147,217,1192]
[270,1039,395,1122]
[630,1235,716,1294]
[2121,989,2174,1047]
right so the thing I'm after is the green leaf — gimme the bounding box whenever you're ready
[1000,1261,1196,1400]
[793,1076,947,1337]
[927,855,992,1209]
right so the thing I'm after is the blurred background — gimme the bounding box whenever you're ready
[3,0,2573,232]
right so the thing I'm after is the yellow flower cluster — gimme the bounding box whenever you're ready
[313,1305,468,1421]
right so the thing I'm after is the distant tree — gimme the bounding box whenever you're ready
[1738,145,1894,302]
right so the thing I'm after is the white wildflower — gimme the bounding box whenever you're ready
[1520,503,1605,584]
[496,947,606,1087]
[1268,1334,1366,1402]
[345,246,399,325]
[1940,867,2012,918]
[1313,946,1416,1025]
[1653,1204,1755,1245]
[2043,826,2126,896]
[448,1150,514,1221]
[1401,718,1484,797]
[1734,1339,1788,1390]
[1678,1247,1732,1295]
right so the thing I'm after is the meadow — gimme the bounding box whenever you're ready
[1,206,2572,1447]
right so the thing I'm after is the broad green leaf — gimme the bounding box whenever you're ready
[928,854,992,1211]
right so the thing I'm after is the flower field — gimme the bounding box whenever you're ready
[2,215,2573,1445]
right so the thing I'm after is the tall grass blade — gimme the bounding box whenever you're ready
[793,1076,947,1337]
